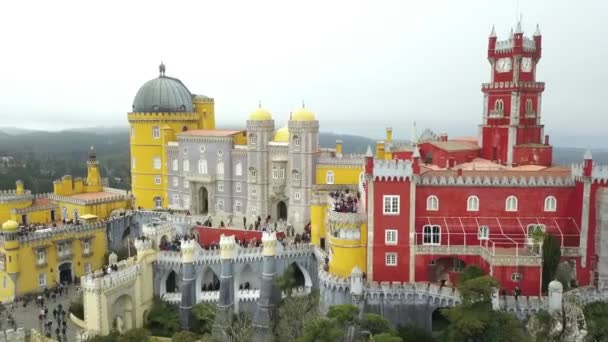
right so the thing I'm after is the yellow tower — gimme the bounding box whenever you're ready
[0,220,20,301]
[85,146,103,193]
[128,63,215,209]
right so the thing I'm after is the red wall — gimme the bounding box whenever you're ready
[512,145,552,166]
[194,226,262,246]
[418,143,479,167]
[481,126,509,163]
[493,264,542,295]
[371,178,411,282]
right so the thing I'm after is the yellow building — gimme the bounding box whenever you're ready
[0,147,132,225]
[0,219,108,303]
[128,63,215,209]
[311,140,368,277]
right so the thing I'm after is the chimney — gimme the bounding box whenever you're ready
[335,140,343,157]
[364,146,374,176]
[448,158,455,169]
[583,150,593,177]
[439,132,448,142]
[412,146,421,174]
[544,135,550,145]
[457,168,463,177]
[386,127,393,143]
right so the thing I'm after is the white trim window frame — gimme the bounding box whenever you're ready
[385,229,398,245]
[385,253,397,266]
[422,225,441,245]
[383,195,399,215]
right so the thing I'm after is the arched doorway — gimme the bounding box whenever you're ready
[112,295,134,333]
[277,201,287,221]
[58,262,72,284]
[431,308,449,333]
[200,268,220,292]
[166,271,178,293]
[199,187,209,215]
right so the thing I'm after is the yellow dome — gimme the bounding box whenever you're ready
[292,108,316,121]
[273,126,290,142]
[248,108,273,121]
[2,220,19,232]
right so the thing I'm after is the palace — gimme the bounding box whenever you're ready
[311,23,608,296]
[128,64,362,231]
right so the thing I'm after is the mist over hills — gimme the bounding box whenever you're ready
[0,126,605,194]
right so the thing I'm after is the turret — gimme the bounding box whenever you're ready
[180,239,197,329]
[15,180,24,195]
[412,145,421,175]
[2,220,20,276]
[364,146,374,176]
[533,24,542,59]
[349,266,363,303]
[512,21,524,53]
[85,146,102,192]
[214,235,237,338]
[583,150,593,177]
[253,232,280,341]
[246,106,275,221]
[548,279,563,314]
[385,127,393,143]
[335,140,343,157]
[488,25,497,58]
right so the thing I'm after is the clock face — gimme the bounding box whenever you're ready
[521,57,533,72]
[495,58,512,73]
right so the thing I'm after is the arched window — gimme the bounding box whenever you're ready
[467,196,479,211]
[505,196,518,212]
[249,133,257,145]
[326,171,335,184]
[235,162,243,176]
[494,99,504,113]
[250,168,257,178]
[511,273,522,282]
[426,195,439,211]
[293,135,301,147]
[198,159,207,174]
[292,170,300,181]
[183,160,190,172]
[478,225,490,240]
[217,161,224,175]
[525,99,533,114]
[153,157,161,169]
[235,200,242,213]
[544,196,557,212]
[422,225,441,245]
[172,159,178,171]
[154,196,163,208]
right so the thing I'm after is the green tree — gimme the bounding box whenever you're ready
[172,330,199,342]
[457,265,486,285]
[584,301,608,342]
[85,332,120,342]
[371,332,403,342]
[360,313,391,336]
[69,296,85,320]
[145,297,180,337]
[274,291,319,341]
[541,234,561,292]
[458,275,499,304]
[192,303,216,335]
[223,312,253,342]
[296,317,344,342]
[396,325,434,342]
[276,265,298,297]
[117,328,150,342]
[326,304,359,327]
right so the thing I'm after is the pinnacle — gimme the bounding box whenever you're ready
[365,145,373,157]
[515,21,523,34]
[534,24,541,36]
[489,25,496,38]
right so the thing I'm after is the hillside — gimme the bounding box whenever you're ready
[0,128,604,194]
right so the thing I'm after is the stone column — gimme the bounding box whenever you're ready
[253,232,280,342]
[548,280,563,314]
[350,266,365,317]
[180,239,197,330]
[213,235,237,339]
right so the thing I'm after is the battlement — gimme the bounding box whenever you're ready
[316,155,364,166]
[127,112,201,122]
[494,36,537,53]
[419,174,573,188]
[134,238,153,251]
[572,163,608,183]
[481,81,544,92]
[373,159,413,180]
[0,190,33,204]
[81,258,141,292]
[47,192,130,206]
[19,221,105,244]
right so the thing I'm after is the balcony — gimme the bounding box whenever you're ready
[82,249,93,258]
[58,251,73,261]
[36,259,47,268]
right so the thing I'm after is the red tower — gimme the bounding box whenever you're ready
[480,23,552,166]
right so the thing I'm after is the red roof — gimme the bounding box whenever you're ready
[179,129,244,137]
[415,216,579,248]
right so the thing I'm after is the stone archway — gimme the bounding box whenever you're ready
[431,307,450,334]
[166,271,178,293]
[286,262,313,291]
[199,187,209,215]
[277,201,287,221]
[112,295,134,334]
[58,262,73,285]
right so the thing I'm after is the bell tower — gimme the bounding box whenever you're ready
[480,22,552,166]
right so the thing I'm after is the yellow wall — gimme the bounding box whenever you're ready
[232,131,248,146]
[0,200,32,223]
[10,208,55,225]
[194,98,216,130]
[55,199,129,221]
[311,203,326,246]
[328,224,368,277]
[128,112,203,209]
[315,165,362,186]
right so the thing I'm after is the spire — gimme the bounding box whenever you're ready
[411,121,418,145]
[159,61,166,77]
[489,25,496,38]
[365,145,373,157]
[509,28,514,39]
[584,149,593,160]
[89,146,96,161]
[515,19,523,34]
[413,145,421,158]
[534,24,541,36]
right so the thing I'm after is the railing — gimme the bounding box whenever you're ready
[82,259,141,291]
[19,222,105,244]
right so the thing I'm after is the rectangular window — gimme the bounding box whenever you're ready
[172,194,180,206]
[130,127,135,138]
[183,196,190,208]
[184,180,189,189]
[216,199,224,211]
[183,160,190,172]
[83,240,91,254]
[383,195,399,215]
[294,191,301,200]
[273,167,278,179]
[152,126,160,139]
[84,263,92,274]
[3,276,6,289]
[172,177,179,187]
[153,157,161,169]
[172,159,179,171]
[293,171,300,181]
[218,182,224,192]
[385,253,397,266]
[236,182,242,192]
[235,200,242,213]
[251,188,257,196]
[385,230,398,245]
[154,176,162,185]
[37,250,45,264]
[38,273,47,287]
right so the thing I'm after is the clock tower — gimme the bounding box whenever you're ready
[480,22,552,166]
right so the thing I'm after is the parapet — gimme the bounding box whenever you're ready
[181,239,197,263]
[262,231,277,256]
[219,234,237,260]
[373,159,413,181]
[572,163,608,183]
[134,238,153,252]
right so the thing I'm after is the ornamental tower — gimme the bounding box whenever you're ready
[246,106,275,221]
[480,22,552,166]
[288,106,319,231]
[128,63,215,209]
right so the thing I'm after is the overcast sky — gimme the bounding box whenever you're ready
[1,0,606,147]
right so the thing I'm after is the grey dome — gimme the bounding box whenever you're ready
[132,74,193,113]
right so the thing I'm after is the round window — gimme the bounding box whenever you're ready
[200,145,206,153]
